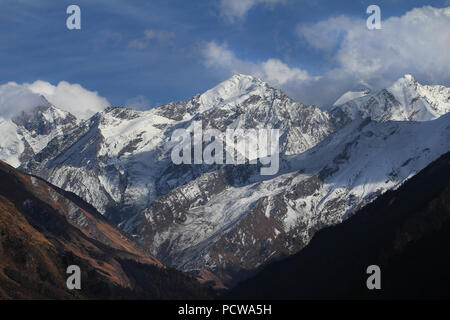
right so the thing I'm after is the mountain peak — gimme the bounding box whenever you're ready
[403,74,416,82]
[333,89,370,106]
[12,103,75,128]
[215,73,266,91]
[392,74,418,88]
[198,74,269,111]
[230,73,262,82]
[337,74,450,122]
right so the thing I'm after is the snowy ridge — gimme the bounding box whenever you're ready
[0,119,25,167]
[0,103,78,167]
[22,75,338,222]
[0,73,448,284]
[333,90,370,106]
[124,113,450,280]
[198,74,267,111]
[338,75,450,122]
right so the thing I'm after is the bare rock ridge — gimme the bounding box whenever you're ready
[0,160,208,299]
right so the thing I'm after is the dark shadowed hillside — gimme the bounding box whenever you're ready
[227,152,450,299]
[0,160,209,299]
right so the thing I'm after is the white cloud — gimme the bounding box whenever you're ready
[297,16,354,52]
[261,59,313,84]
[0,81,109,120]
[202,41,316,88]
[297,6,450,93]
[202,41,238,69]
[129,29,175,49]
[220,0,285,22]
[0,82,46,120]
[203,6,450,106]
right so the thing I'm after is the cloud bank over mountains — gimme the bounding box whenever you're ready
[0,81,110,120]
[297,6,450,85]
[204,6,450,106]
[0,5,448,112]
[202,41,317,86]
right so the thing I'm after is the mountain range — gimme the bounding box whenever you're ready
[1,73,449,287]
[228,151,450,299]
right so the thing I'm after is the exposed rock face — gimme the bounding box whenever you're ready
[0,160,208,299]
[0,74,449,285]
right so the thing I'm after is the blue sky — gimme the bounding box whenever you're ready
[0,0,449,111]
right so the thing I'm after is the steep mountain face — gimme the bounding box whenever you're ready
[21,74,342,223]
[336,74,450,122]
[119,76,449,285]
[123,112,450,285]
[2,74,449,286]
[0,100,78,167]
[333,83,371,106]
[0,160,208,299]
[227,151,450,299]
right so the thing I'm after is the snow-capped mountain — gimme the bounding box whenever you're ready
[333,83,371,106]
[336,74,450,122]
[122,112,450,284]
[228,151,450,299]
[21,74,342,223]
[1,73,449,285]
[0,98,78,167]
